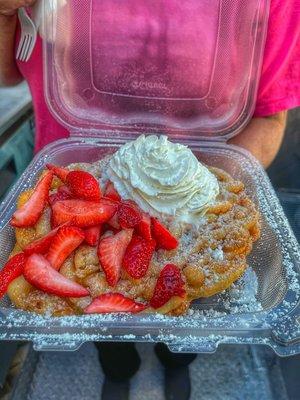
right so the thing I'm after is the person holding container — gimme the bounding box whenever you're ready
[0,1,299,399]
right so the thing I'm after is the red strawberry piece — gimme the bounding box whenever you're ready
[108,212,120,230]
[150,264,185,309]
[49,191,69,206]
[120,199,141,209]
[123,235,156,279]
[104,181,121,202]
[24,226,62,256]
[49,186,73,206]
[52,199,118,228]
[66,170,101,201]
[50,209,58,229]
[46,164,69,182]
[49,188,73,227]
[136,212,152,241]
[0,253,27,298]
[118,201,142,229]
[24,254,89,297]
[84,293,147,314]
[46,226,85,270]
[98,229,133,287]
[151,218,179,250]
[11,171,53,228]
[58,185,73,196]
[85,225,102,246]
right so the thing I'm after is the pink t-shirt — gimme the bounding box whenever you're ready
[16,0,300,153]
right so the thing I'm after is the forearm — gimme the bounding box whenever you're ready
[228,112,287,168]
[0,14,23,86]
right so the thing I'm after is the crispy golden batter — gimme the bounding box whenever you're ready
[24,290,75,316]
[60,255,92,312]
[74,245,100,279]
[7,276,33,309]
[7,160,260,316]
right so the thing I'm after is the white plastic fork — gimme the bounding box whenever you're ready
[16,7,37,62]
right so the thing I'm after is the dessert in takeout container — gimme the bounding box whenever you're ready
[3,135,261,318]
[0,0,300,354]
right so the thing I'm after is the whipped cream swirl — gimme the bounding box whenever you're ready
[106,135,219,224]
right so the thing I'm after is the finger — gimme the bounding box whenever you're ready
[0,0,37,13]
[15,0,37,8]
[0,11,17,16]
[23,0,37,6]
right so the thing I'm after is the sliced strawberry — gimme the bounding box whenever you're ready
[123,235,156,279]
[49,191,70,206]
[50,209,58,229]
[118,201,142,229]
[151,218,179,250]
[120,199,136,207]
[66,170,101,201]
[58,185,73,196]
[150,264,185,309]
[0,253,27,298]
[46,226,85,270]
[104,181,121,202]
[49,187,73,228]
[52,199,118,228]
[46,164,69,182]
[84,293,147,314]
[98,229,133,287]
[24,254,89,297]
[49,186,73,206]
[136,212,152,241]
[24,226,61,255]
[11,171,53,228]
[85,225,102,246]
[108,212,120,230]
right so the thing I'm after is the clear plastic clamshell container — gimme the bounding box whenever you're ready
[1,0,300,354]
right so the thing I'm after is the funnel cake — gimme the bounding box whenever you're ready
[3,137,260,316]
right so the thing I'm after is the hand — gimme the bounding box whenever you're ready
[228,112,287,168]
[0,0,36,17]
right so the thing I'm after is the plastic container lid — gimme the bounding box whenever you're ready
[43,0,270,139]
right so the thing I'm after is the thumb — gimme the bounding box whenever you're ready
[18,0,37,7]
[0,0,37,16]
